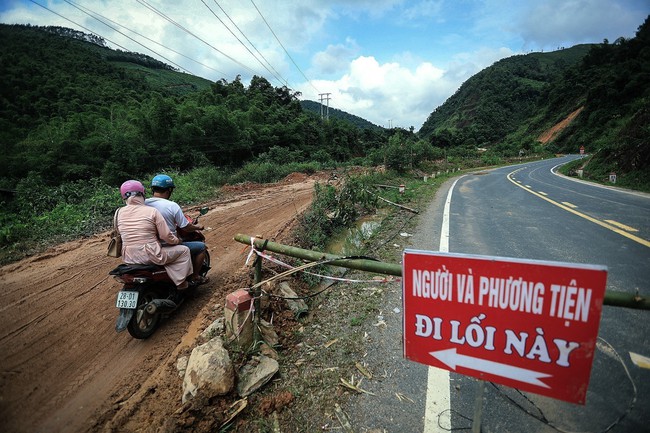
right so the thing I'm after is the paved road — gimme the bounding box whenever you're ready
[346,155,650,433]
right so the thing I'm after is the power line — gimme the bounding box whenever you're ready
[136,0,261,78]
[61,0,190,74]
[250,0,320,94]
[31,0,313,94]
[200,0,287,87]
[28,0,132,52]
[210,0,289,87]
[65,0,228,77]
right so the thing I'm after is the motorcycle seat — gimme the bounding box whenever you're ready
[109,263,165,275]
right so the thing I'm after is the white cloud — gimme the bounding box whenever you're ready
[401,0,444,22]
[518,0,647,49]
[1,0,647,131]
[311,38,360,75]
[298,42,518,129]
[300,55,451,128]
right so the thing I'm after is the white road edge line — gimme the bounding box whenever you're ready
[424,176,463,432]
[550,160,650,199]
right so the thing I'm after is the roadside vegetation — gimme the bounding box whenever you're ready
[0,141,489,264]
[558,155,650,192]
[234,159,468,432]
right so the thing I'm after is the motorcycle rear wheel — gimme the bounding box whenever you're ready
[127,286,162,339]
[200,251,211,277]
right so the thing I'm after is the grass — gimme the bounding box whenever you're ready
[0,161,314,265]
[558,156,650,192]
[237,168,445,432]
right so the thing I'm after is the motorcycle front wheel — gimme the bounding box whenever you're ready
[127,286,162,339]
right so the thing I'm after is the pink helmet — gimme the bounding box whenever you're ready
[120,180,145,199]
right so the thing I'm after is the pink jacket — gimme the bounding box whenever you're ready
[116,195,192,286]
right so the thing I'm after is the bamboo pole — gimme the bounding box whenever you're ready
[234,234,401,276]
[601,290,650,310]
[234,234,650,311]
[365,189,419,214]
[252,252,263,345]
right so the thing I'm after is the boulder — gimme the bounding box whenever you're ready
[182,336,234,403]
[237,355,279,397]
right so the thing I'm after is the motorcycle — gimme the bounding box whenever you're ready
[110,207,211,339]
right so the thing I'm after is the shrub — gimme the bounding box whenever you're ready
[295,175,377,251]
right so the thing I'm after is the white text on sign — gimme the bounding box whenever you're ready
[415,314,580,367]
[412,268,593,323]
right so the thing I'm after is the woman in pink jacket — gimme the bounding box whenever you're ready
[116,180,193,289]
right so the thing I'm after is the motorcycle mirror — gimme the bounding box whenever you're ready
[199,206,209,215]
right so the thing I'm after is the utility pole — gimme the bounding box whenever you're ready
[319,93,331,121]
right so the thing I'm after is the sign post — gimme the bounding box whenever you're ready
[402,250,607,405]
[609,172,617,184]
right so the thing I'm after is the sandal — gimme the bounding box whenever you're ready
[191,275,210,286]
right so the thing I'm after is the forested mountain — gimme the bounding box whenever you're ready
[420,15,650,183]
[0,24,388,189]
[419,44,594,147]
[300,100,381,130]
[2,18,649,192]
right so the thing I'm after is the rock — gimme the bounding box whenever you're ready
[237,355,279,397]
[278,282,308,317]
[258,341,278,359]
[199,317,225,342]
[176,355,189,378]
[259,319,279,346]
[182,336,234,403]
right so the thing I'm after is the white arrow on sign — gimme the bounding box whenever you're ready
[430,348,552,388]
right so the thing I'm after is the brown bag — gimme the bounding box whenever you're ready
[107,208,123,258]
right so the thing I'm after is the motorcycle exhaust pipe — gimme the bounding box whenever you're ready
[144,298,178,314]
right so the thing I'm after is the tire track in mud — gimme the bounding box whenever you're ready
[95,180,317,432]
[0,176,318,433]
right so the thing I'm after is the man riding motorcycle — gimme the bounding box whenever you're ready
[145,174,209,286]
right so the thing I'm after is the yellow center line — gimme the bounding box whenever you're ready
[630,352,650,369]
[605,220,639,233]
[508,170,650,248]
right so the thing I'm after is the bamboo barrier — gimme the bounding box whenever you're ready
[234,234,650,311]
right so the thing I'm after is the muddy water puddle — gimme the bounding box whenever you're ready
[326,215,381,256]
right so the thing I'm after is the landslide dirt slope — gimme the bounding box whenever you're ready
[0,174,319,433]
[537,106,584,145]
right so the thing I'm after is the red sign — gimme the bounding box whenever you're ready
[580,146,585,155]
[402,250,607,404]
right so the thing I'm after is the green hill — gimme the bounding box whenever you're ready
[419,44,594,147]
[300,100,382,130]
[0,24,382,188]
[418,15,650,189]
[2,18,649,192]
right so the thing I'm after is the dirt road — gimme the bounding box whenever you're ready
[0,174,318,433]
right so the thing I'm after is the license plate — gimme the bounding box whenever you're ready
[116,291,139,309]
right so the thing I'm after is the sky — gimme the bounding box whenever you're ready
[1,1,648,130]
